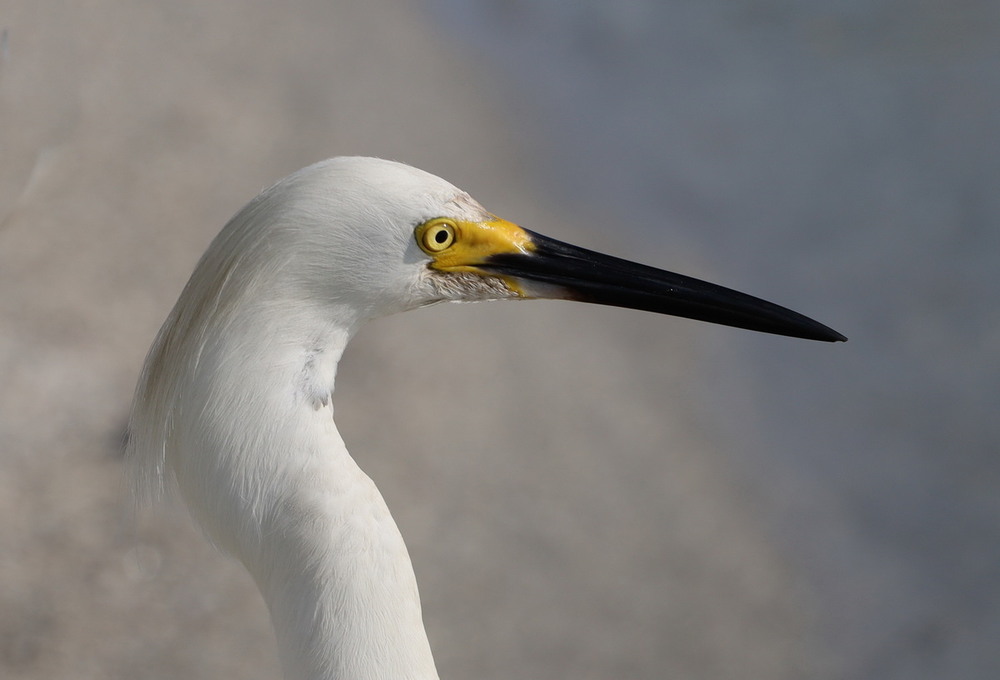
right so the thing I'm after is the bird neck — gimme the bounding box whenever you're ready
[163,306,440,680]
[245,426,440,680]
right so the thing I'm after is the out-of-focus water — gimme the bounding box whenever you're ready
[425,1,1000,677]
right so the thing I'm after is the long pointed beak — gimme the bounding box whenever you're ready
[479,229,846,343]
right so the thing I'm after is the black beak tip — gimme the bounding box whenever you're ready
[798,323,847,343]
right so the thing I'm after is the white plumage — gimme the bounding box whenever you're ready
[128,157,843,680]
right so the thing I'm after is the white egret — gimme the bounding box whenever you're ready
[127,157,844,680]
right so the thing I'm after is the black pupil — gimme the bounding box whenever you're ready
[434,229,449,244]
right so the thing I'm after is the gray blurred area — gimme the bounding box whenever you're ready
[0,1,996,679]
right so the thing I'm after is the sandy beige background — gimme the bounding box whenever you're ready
[0,2,819,678]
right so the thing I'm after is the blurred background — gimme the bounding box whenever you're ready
[0,1,997,679]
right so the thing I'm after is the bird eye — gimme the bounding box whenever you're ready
[417,220,457,253]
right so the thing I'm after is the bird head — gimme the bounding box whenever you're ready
[220,156,844,342]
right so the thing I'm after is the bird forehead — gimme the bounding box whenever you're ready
[393,188,490,229]
[442,191,490,221]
